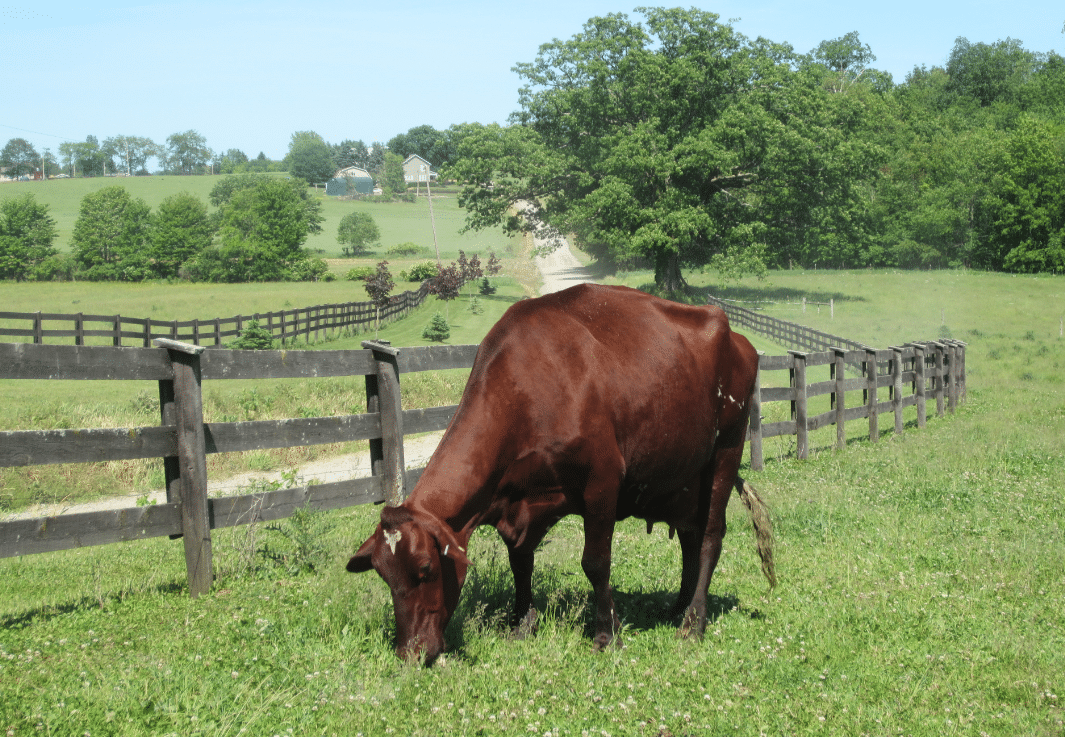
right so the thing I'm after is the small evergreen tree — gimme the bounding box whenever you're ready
[230,318,276,350]
[422,312,450,342]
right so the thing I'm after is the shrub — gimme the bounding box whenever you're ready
[402,261,439,282]
[230,318,276,350]
[479,277,496,295]
[468,296,484,314]
[422,312,450,342]
[345,266,374,281]
[387,242,428,257]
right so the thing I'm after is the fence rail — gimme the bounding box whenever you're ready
[0,299,965,595]
[0,282,432,348]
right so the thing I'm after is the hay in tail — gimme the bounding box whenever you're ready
[735,476,776,589]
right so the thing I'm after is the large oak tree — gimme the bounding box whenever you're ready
[451,7,885,291]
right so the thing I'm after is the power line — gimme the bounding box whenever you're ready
[0,123,77,142]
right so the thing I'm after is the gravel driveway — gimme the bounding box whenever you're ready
[4,228,599,521]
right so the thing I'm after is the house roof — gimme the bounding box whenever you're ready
[334,165,373,179]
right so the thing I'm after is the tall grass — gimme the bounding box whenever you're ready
[1,268,1063,735]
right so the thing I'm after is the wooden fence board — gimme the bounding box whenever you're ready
[203,414,382,454]
[199,348,377,380]
[0,503,183,558]
[402,405,459,435]
[0,426,177,467]
[0,343,173,380]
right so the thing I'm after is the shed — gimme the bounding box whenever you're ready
[327,165,375,196]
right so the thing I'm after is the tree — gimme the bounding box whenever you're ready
[70,185,153,280]
[380,151,406,195]
[284,131,335,185]
[219,148,249,174]
[331,139,369,171]
[337,211,381,256]
[946,37,1045,107]
[363,261,395,338]
[192,178,321,281]
[984,116,1065,272]
[104,135,159,175]
[422,312,450,342]
[427,263,461,318]
[452,8,884,290]
[164,130,212,174]
[810,31,884,93]
[151,192,213,278]
[1,138,39,179]
[74,136,107,177]
[457,250,482,295]
[387,125,451,167]
[208,173,323,236]
[0,194,58,280]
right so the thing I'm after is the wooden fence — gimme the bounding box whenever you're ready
[0,301,965,595]
[706,295,966,468]
[0,281,432,348]
[0,339,477,597]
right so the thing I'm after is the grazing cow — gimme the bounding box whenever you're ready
[348,283,775,664]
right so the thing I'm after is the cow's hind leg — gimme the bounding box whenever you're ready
[678,445,743,639]
[670,528,702,620]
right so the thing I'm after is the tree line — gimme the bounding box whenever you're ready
[449,8,1065,289]
[0,174,329,282]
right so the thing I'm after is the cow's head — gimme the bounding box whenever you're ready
[347,505,471,665]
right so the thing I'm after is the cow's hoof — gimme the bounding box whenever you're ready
[678,610,706,640]
[592,632,622,652]
[510,608,539,640]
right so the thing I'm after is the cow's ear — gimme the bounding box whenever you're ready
[347,534,376,573]
[426,520,472,568]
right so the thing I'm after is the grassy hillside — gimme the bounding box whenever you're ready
[0,176,507,265]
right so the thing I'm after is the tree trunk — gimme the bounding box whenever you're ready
[654,250,686,293]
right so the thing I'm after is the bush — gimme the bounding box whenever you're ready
[401,261,439,282]
[387,242,429,257]
[230,318,276,350]
[345,266,374,281]
[422,312,450,342]
[467,296,484,314]
[479,277,496,295]
[288,257,330,282]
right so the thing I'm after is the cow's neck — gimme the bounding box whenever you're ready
[404,418,508,546]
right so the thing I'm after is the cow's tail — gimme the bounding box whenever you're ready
[735,476,776,589]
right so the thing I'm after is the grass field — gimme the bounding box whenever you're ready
[1,266,1064,736]
[0,175,507,263]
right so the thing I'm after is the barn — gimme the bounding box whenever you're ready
[326,165,375,196]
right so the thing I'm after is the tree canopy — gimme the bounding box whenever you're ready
[285,131,336,185]
[0,194,58,280]
[453,8,885,289]
[1,138,39,179]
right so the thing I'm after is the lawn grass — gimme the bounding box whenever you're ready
[1,268,1063,736]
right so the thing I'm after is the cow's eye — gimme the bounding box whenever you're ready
[418,561,434,582]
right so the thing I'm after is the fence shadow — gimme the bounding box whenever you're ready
[691,283,867,305]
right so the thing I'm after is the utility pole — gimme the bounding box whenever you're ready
[424,165,440,263]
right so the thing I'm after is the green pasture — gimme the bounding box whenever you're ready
[0,175,506,263]
[2,268,1064,735]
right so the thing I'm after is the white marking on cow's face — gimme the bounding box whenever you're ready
[384,529,402,555]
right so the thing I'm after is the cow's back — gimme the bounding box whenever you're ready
[452,284,756,496]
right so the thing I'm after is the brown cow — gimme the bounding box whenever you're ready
[348,283,774,664]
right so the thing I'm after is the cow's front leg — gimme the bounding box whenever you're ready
[670,528,702,620]
[507,545,539,639]
[581,515,621,650]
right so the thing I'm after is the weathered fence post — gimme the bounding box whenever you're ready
[933,342,946,418]
[112,315,122,347]
[153,338,212,598]
[789,350,809,459]
[865,348,879,443]
[912,343,928,428]
[363,340,406,505]
[33,312,43,344]
[946,340,960,413]
[891,347,904,435]
[74,313,84,346]
[832,347,846,450]
[749,362,764,471]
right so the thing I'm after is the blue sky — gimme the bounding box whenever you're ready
[1,1,1061,164]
